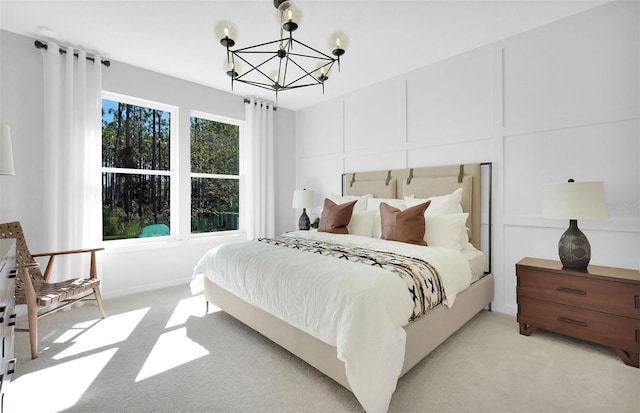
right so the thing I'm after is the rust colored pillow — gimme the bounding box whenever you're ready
[318,198,357,234]
[380,201,431,246]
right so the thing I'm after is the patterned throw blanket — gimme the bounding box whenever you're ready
[258,236,444,322]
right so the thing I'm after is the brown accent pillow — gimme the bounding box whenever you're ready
[318,198,357,234]
[380,201,431,246]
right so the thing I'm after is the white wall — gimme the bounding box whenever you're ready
[0,30,297,298]
[295,1,640,315]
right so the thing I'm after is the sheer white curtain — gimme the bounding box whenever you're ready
[41,43,103,280]
[242,98,275,239]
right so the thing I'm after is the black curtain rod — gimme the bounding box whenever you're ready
[243,98,277,111]
[34,40,111,67]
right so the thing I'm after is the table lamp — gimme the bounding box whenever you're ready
[292,189,316,230]
[542,179,608,269]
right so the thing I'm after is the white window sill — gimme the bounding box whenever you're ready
[103,231,247,253]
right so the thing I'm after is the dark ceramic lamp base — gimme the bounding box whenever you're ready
[298,208,310,230]
[558,219,591,269]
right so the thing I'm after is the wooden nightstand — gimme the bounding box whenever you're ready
[516,257,640,368]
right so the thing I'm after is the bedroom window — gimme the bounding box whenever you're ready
[101,94,177,241]
[190,112,241,234]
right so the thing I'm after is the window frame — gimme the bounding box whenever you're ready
[101,91,179,244]
[189,110,243,238]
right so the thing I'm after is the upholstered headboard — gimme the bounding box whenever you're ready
[342,164,483,251]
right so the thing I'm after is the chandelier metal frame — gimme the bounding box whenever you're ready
[218,0,345,99]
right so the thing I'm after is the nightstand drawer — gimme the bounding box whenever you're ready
[517,268,640,319]
[518,296,640,352]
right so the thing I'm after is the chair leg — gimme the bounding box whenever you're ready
[27,300,38,359]
[94,286,106,319]
[19,266,40,359]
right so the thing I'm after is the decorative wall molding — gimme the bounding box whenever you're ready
[295,1,639,315]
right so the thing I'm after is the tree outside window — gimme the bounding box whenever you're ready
[101,97,173,240]
[190,114,240,234]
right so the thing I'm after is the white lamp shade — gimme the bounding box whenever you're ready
[292,189,316,209]
[542,181,608,220]
[0,123,15,176]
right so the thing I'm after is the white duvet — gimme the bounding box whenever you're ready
[191,231,472,413]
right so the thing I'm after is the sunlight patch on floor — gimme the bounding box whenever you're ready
[165,294,209,328]
[135,327,209,382]
[208,302,222,313]
[54,308,149,360]
[54,319,101,344]
[6,348,117,413]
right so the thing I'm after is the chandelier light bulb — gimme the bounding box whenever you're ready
[282,4,299,32]
[215,21,236,48]
[270,70,282,90]
[316,63,329,82]
[223,58,239,78]
[329,31,348,57]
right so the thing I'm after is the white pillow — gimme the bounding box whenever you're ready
[405,189,469,248]
[347,210,376,237]
[425,213,468,249]
[460,222,473,250]
[404,188,463,217]
[461,240,476,251]
[367,198,406,238]
[328,193,371,212]
[366,197,405,212]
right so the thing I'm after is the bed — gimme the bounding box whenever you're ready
[191,163,494,412]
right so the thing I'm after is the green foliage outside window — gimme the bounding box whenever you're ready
[102,99,171,240]
[190,117,240,233]
[101,98,241,239]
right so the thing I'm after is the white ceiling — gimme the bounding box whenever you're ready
[1,0,609,111]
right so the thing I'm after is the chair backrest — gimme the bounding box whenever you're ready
[0,222,46,299]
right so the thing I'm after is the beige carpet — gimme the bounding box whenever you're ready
[6,284,640,413]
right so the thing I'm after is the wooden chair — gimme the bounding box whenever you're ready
[0,221,106,359]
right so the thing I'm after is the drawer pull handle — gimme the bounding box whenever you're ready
[8,314,16,327]
[7,358,15,375]
[8,269,16,279]
[635,296,640,309]
[557,316,587,327]
[557,287,586,296]
[0,306,5,324]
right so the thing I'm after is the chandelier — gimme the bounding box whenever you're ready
[216,0,347,99]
